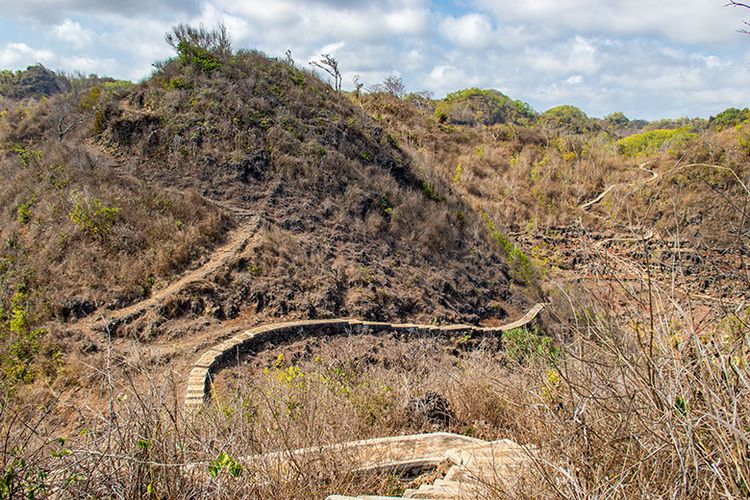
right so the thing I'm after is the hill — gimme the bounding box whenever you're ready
[0,35,534,393]
[0,26,748,499]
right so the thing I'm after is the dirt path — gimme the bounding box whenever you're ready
[78,214,261,336]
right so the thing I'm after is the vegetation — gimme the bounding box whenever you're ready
[434,87,536,126]
[539,104,594,134]
[616,126,696,156]
[710,106,750,130]
[0,22,748,499]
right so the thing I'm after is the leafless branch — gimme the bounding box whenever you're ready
[309,54,341,92]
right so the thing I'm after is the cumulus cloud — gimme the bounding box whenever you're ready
[0,42,54,67]
[52,19,94,49]
[523,35,600,76]
[474,0,742,44]
[0,0,202,22]
[0,0,747,118]
[439,13,494,49]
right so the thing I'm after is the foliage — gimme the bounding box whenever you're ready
[434,88,536,126]
[7,144,42,167]
[481,212,535,285]
[645,116,707,132]
[1,290,46,384]
[16,197,35,225]
[539,105,593,134]
[68,196,121,238]
[709,107,750,130]
[616,126,696,157]
[207,452,242,479]
[166,24,231,74]
[0,64,64,99]
[502,326,557,364]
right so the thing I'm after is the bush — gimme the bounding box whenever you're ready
[481,211,536,285]
[502,326,557,364]
[434,88,536,126]
[165,24,231,74]
[616,127,696,157]
[539,105,593,134]
[68,196,120,238]
[1,290,46,384]
[709,107,750,131]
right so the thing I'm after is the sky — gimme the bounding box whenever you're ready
[0,0,749,120]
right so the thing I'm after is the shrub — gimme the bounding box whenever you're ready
[165,24,231,74]
[16,197,35,225]
[616,126,696,157]
[434,88,536,126]
[539,105,593,134]
[502,326,557,364]
[7,144,42,167]
[709,107,750,131]
[481,212,535,285]
[68,196,120,237]
[2,290,45,384]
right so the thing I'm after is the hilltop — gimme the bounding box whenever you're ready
[0,31,536,394]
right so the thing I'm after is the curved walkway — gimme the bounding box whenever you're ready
[184,303,547,411]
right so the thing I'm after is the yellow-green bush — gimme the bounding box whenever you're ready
[616,127,695,157]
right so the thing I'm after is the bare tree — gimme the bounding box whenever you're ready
[352,75,364,97]
[727,1,750,33]
[310,54,341,92]
[382,73,406,98]
[53,72,86,141]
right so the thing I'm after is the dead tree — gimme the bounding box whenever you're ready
[353,75,364,97]
[310,54,341,92]
[382,73,406,98]
[727,1,750,33]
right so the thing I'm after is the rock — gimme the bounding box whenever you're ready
[59,298,96,322]
[408,391,456,427]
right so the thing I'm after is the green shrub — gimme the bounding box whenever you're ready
[481,212,535,285]
[616,127,696,157]
[709,107,750,131]
[68,196,120,237]
[16,197,35,225]
[2,290,45,384]
[166,24,230,75]
[7,144,42,167]
[434,88,536,126]
[502,326,557,364]
[168,76,193,90]
[539,105,593,134]
[177,41,222,74]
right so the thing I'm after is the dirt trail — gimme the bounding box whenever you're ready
[79,213,261,336]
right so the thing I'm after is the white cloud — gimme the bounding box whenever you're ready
[0,42,55,67]
[52,19,94,49]
[439,13,494,49]
[0,0,748,119]
[524,35,601,75]
[474,0,742,44]
[59,55,117,75]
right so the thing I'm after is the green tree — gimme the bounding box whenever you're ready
[165,24,231,74]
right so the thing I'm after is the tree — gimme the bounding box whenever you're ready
[382,73,406,98]
[310,54,341,92]
[727,1,750,34]
[352,75,364,97]
[165,24,231,73]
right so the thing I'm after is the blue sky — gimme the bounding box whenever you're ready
[0,0,748,120]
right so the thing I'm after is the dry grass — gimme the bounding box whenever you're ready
[2,268,747,498]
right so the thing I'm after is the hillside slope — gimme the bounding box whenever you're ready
[0,49,534,390]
